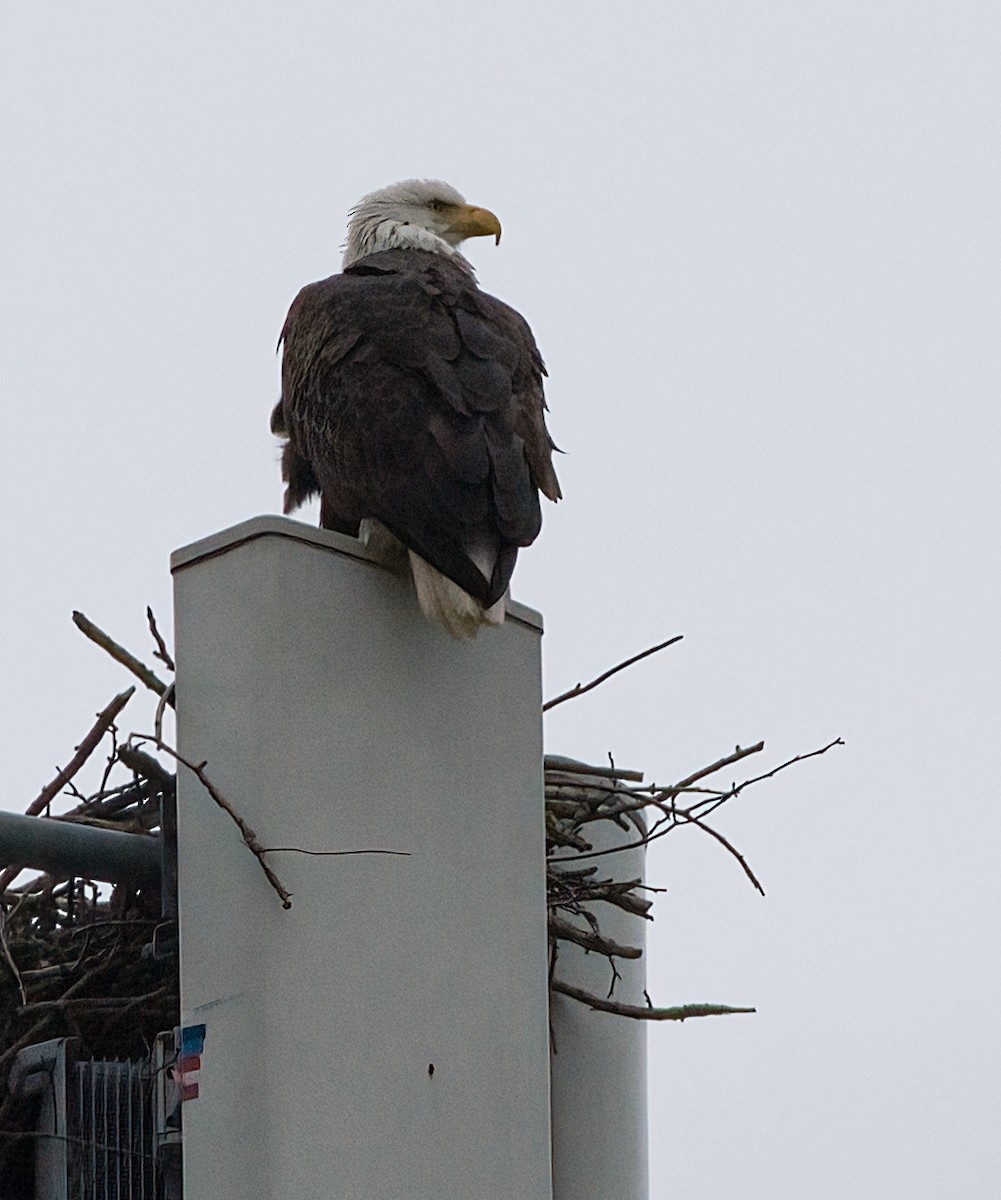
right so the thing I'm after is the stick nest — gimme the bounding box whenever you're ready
[0,611,841,1125]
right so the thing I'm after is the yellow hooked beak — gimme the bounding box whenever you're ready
[446,203,502,245]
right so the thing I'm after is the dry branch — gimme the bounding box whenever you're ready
[732,738,845,794]
[671,809,766,895]
[0,910,26,1007]
[26,688,136,817]
[545,726,841,1021]
[153,681,175,742]
[551,979,755,1021]
[549,873,655,919]
[666,740,766,794]
[117,745,175,792]
[130,736,293,909]
[18,987,170,1016]
[548,914,642,960]
[542,636,683,712]
[146,606,175,672]
[0,687,137,896]
[72,611,174,704]
[544,756,645,782]
[547,741,769,867]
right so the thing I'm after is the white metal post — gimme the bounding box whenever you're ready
[171,517,553,1200]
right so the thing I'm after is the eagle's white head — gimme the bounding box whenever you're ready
[342,179,502,269]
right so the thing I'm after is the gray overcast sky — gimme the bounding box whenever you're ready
[2,3,999,1196]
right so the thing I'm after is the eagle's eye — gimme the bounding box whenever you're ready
[428,199,444,212]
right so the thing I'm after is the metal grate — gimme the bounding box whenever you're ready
[69,1058,155,1200]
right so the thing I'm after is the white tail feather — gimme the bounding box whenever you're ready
[408,551,506,640]
[359,520,506,639]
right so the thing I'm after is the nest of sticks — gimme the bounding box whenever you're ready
[0,611,840,1129]
[0,725,179,1156]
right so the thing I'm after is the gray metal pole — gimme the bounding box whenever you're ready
[550,813,649,1200]
[0,810,161,887]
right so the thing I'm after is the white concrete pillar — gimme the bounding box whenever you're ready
[171,517,553,1200]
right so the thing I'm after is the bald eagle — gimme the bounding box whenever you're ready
[271,179,561,639]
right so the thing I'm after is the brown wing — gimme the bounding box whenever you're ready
[273,249,560,607]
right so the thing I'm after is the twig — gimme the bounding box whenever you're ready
[154,682,175,742]
[130,736,293,909]
[0,972,94,1073]
[544,756,644,782]
[551,979,755,1021]
[0,687,138,895]
[545,813,593,852]
[146,606,175,672]
[732,738,844,793]
[61,919,159,935]
[667,741,766,794]
[604,955,623,999]
[72,611,174,705]
[546,742,766,864]
[549,875,656,919]
[542,636,683,712]
[97,724,119,794]
[598,889,656,918]
[0,905,27,1006]
[672,809,766,895]
[679,738,844,826]
[26,688,136,818]
[117,745,175,792]
[18,988,170,1016]
[548,914,642,960]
